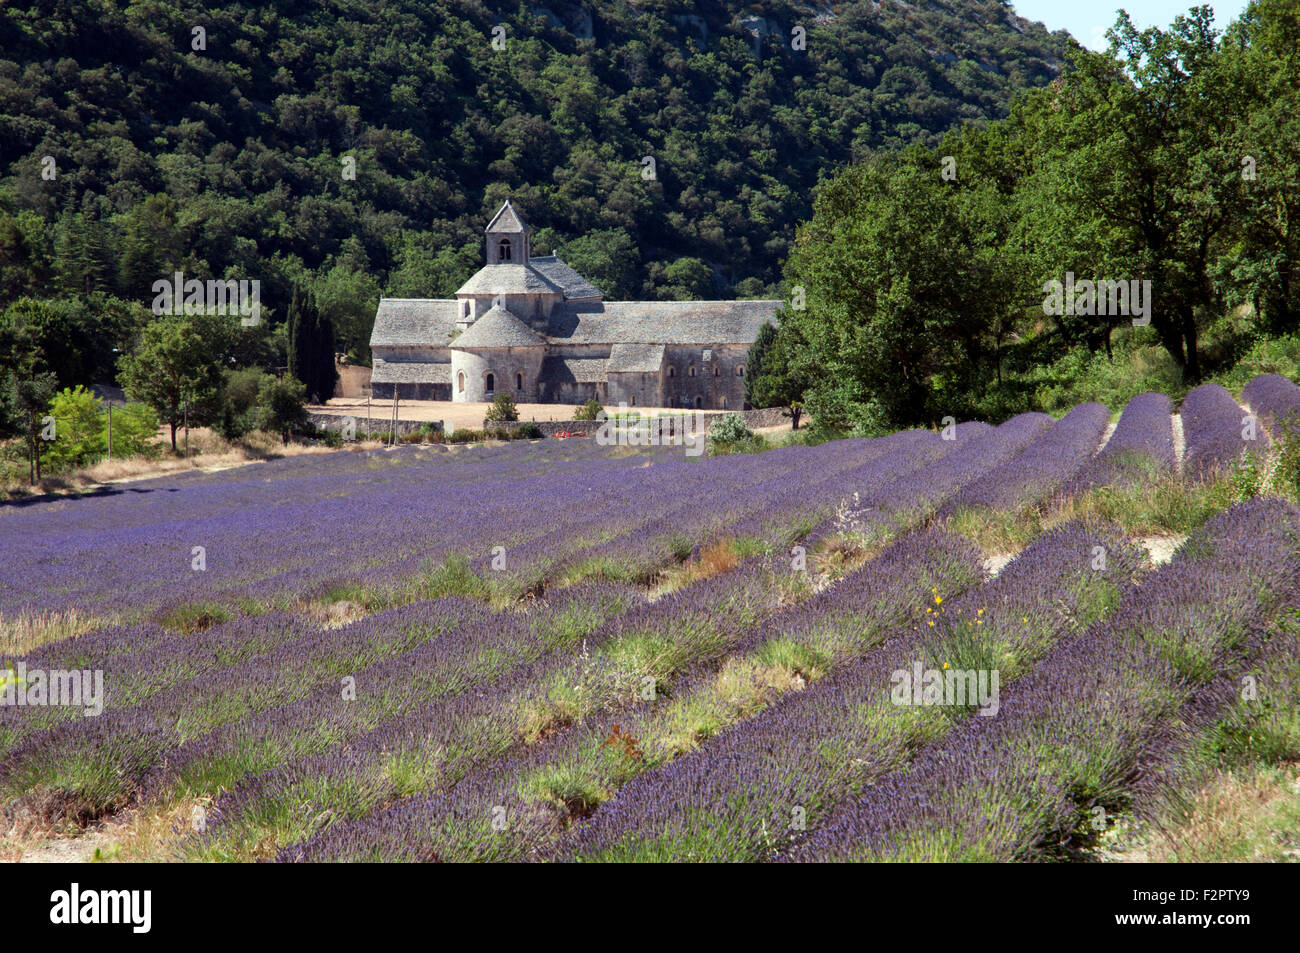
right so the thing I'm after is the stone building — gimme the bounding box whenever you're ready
[369,201,780,409]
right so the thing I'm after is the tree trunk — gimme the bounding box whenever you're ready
[170,419,178,452]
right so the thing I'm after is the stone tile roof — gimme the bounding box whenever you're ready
[452,305,547,349]
[606,343,666,373]
[371,360,452,384]
[539,356,609,384]
[547,300,780,345]
[371,299,460,347]
[455,263,563,296]
[485,199,529,233]
[528,255,603,299]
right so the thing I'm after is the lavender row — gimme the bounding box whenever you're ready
[944,402,1110,511]
[547,520,1140,863]
[1060,392,1174,496]
[1242,372,1300,436]
[0,430,907,624]
[274,528,989,862]
[799,415,1053,550]
[0,584,635,820]
[183,558,799,858]
[791,496,1300,862]
[1179,383,1266,481]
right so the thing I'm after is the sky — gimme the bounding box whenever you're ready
[1010,1,1251,50]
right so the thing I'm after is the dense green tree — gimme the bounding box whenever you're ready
[286,283,337,404]
[255,374,309,445]
[117,315,227,451]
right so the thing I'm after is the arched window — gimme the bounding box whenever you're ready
[485,373,495,394]
[668,366,675,378]
[737,365,745,377]
[498,238,512,262]
[629,394,636,406]
[461,300,471,320]
[688,365,695,377]
[694,396,703,408]
[713,365,720,377]
[457,371,465,393]
[720,396,728,408]
[516,372,523,391]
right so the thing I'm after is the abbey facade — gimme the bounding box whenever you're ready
[369,201,779,410]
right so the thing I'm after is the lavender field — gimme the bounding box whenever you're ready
[2,376,1299,863]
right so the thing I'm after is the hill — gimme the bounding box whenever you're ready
[0,0,1074,354]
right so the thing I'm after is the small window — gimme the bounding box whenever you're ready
[485,373,495,394]
[457,371,465,393]
[713,365,720,377]
[694,396,703,408]
[720,396,728,408]
[668,366,675,378]
[737,365,744,377]
[629,394,636,406]
[498,238,512,262]
[516,372,523,390]
[689,365,695,377]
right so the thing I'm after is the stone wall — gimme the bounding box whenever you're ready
[307,412,438,437]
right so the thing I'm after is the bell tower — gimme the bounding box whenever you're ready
[485,199,530,265]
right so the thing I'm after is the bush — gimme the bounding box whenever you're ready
[512,422,543,439]
[255,375,310,443]
[447,428,483,443]
[484,392,519,423]
[573,398,604,421]
[218,368,269,439]
[108,402,161,459]
[42,385,106,473]
[708,413,755,443]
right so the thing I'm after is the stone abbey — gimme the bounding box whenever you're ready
[369,201,779,409]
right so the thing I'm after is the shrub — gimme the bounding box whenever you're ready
[573,398,604,421]
[708,413,754,443]
[254,375,310,444]
[484,392,519,423]
[42,385,106,473]
[512,422,543,439]
[447,428,483,443]
[106,402,161,459]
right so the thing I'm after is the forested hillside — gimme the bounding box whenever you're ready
[0,0,1071,357]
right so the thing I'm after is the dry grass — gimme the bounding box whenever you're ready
[650,538,745,598]
[1133,764,1300,863]
[3,796,212,863]
[0,608,109,657]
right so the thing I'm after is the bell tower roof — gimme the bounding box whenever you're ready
[486,199,529,234]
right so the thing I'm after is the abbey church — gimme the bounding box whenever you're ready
[369,201,780,409]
